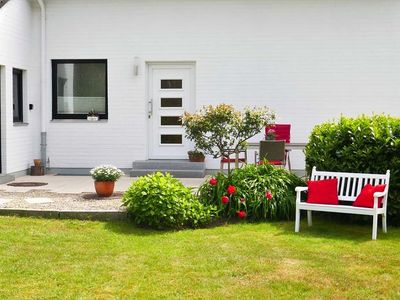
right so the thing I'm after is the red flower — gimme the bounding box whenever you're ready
[227,185,236,195]
[209,178,218,186]
[265,191,273,200]
[236,210,247,219]
[221,196,230,204]
[240,197,246,203]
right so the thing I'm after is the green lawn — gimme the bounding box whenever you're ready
[0,217,399,299]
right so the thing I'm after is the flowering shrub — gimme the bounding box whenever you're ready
[198,163,305,220]
[123,172,216,229]
[236,210,247,219]
[227,185,236,195]
[209,178,218,186]
[90,165,124,182]
[221,196,230,205]
[182,104,275,159]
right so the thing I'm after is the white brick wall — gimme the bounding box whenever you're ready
[0,0,41,174]
[42,0,400,170]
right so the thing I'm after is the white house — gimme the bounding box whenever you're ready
[0,0,399,180]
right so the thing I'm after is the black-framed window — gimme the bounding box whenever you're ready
[52,59,108,119]
[13,69,23,123]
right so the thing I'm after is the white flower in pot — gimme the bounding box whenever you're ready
[90,165,124,197]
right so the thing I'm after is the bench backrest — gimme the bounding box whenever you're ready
[311,167,391,203]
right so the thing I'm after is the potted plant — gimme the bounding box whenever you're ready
[188,149,205,162]
[87,109,99,121]
[90,165,124,197]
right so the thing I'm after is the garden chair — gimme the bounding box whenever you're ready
[220,148,247,172]
[254,140,286,168]
[265,124,291,170]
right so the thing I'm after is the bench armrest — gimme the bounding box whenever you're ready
[373,191,387,198]
[295,187,308,193]
[373,190,388,208]
[295,186,308,203]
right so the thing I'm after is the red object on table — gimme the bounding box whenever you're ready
[265,124,291,143]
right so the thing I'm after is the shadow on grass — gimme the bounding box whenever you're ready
[102,213,400,242]
[102,217,229,236]
[268,214,400,242]
[103,220,170,236]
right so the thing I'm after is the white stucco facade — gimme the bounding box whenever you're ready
[1,0,400,175]
[0,0,41,174]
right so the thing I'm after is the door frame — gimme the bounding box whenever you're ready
[146,62,196,160]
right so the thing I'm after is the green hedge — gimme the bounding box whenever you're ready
[305,115,400,224]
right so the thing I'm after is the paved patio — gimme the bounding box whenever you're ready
[0,175,207,220]
[0,174,206,194]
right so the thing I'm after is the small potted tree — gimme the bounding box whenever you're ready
[182,104,275,171]
[188,149,205,162]
[90,165,124,197]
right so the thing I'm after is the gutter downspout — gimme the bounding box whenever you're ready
[37,0,47,170]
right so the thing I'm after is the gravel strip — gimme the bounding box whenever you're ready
[0,190,126,211]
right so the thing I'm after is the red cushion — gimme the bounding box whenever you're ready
[307,179,339,205]
[221,158,246,163]
[353,184,386,208]
[258,160,284,166]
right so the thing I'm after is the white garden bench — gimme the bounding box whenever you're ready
[295,167,391,240]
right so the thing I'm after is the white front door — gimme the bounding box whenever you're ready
[148,64,195,159]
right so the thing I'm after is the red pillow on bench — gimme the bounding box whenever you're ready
[353,184,386,208]
[307,178,339,205]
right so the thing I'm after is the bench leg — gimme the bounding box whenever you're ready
[382,214,387,233]
[307,211,312,227]
[295,208,300,232]
[372,214,378,240]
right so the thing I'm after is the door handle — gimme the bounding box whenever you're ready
[148,99,153,119]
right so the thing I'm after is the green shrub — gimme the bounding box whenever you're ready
[305,115,400,224]
[122,172,216,229]
[197,163,305,220]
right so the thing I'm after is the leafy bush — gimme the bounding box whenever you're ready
[182,104,275,159]
[90,165,124,182]
[122,173,216,229]
[305,115,400,224]
[197,163,305,220]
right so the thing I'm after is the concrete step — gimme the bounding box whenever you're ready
[132,160,205,171]
[130,169,205,178]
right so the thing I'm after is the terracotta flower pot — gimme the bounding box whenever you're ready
[188,154,205,162]
[94,181,115,197]
[189,156,205,162]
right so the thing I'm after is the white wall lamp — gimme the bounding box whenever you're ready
[134,56,140,76]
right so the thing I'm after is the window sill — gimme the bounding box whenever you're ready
[13,122,29,127]
[50,119,108,123]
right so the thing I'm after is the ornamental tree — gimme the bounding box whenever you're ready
[182,104,275,159]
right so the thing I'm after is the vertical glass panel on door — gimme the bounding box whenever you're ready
[160,98,182,108]
[161,134,182,144]
[160,116,182,126]
[161,79,182,89]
